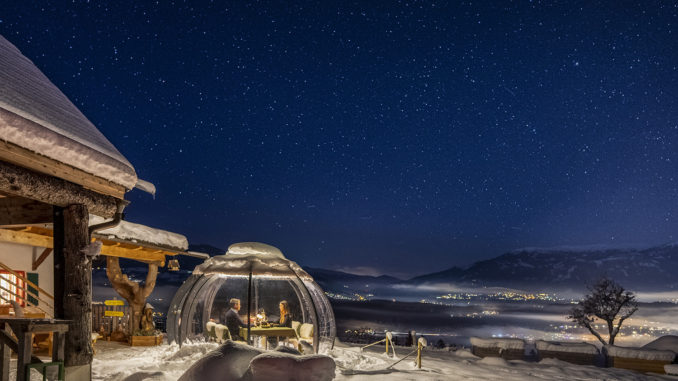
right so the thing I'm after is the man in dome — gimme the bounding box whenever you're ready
[220,298,246,340]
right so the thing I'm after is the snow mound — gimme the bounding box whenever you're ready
[538,358,576,366]
[451,349,479,359]
[477,356,510,366]
[92,341,219,381]
[328,347,390,372]
[536,341,599,355]
[178,340,262,381]
[248,351,336,381]
[470,337,525,350]
[90,215,189,251]
[605,345,676,362]
[666,364,678,376]
[642,335,678,352]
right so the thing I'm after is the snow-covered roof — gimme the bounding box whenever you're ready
[605,345,676,362]
[193,242,312,279]
[536,341,599,355]
[0,35,137,189]
[470,337,525,350]
[90,215,188,251]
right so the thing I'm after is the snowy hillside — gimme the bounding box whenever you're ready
[309,244,678,295]
[409,244,678,292]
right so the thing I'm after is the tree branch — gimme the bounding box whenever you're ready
[141,263,158,298]
[106,256,133,300]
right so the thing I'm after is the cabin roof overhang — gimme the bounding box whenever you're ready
[0,225,206,266]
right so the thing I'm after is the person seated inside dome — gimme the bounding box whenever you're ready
[270,300,292,328]
[220,298,246,340]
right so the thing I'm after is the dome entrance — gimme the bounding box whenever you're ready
[167,242,335,353]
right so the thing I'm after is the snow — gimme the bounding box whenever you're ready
[227,242,284,258]
[605,345,676,362]
[90,340,668,381]
[535,340,599,355]
[666,364,678,375]
[642,335,678,352]
[90,215,189,251]
[0,35,137,189]
[248,352,336,381]
[194,242,311,278]
[178,340,264,381]
[470,337,525,350]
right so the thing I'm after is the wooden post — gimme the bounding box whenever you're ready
[53,206,65,319]
[0,324,8,381]
[246,271,252,343]
[417,341,422,369]
[15,331,32,381]
[63,204,93,367]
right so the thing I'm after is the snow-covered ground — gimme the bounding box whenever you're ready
[83,340,678,381]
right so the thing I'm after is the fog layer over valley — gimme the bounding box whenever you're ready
[93,244,678,347]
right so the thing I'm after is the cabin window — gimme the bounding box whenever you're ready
[0,271,26,307]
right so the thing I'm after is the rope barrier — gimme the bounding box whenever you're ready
[340,333,426,375]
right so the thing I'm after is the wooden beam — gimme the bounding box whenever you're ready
[53,206,65,319]
[0,227,169,265]
[0,197,52,225]
[63,204,92,366]
[0,228,53,248]
[99,244,166,265]
[0,160,121,218]
[0,132,127,199]
[33,248,52,271]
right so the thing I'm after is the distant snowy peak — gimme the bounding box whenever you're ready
[410,243,678,291]
[510,243,647,254]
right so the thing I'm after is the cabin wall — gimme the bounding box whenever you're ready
[0,241,54,316]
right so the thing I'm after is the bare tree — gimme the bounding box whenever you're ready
[568,277,638,345]
[106,256,158,336]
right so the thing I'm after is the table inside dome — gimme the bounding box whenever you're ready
[241,326,297,349]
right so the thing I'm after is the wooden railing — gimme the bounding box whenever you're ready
[0,260,53,318]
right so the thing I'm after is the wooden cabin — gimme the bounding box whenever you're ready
[0,34,204,380]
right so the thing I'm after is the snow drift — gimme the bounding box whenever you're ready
[178,340,335,381]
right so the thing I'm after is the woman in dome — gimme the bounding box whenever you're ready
[271,300,292,328]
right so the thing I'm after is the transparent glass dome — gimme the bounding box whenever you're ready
[167,242,336,353]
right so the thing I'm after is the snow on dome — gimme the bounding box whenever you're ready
[0,35,137,189]
[194,242,310,278]
[89,215,188,251]
[227,242,285,258]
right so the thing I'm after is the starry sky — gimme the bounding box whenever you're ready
[2,1,678,277]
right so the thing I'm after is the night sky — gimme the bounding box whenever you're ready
[2,1,677,277]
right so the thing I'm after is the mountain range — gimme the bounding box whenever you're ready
[305,243,678,294]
